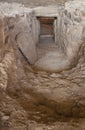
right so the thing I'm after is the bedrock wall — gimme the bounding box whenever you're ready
[56,0,85,66]
[0,3,38,64]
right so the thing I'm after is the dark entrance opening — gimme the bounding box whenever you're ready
[37,17,55,44]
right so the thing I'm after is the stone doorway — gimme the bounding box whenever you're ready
[37,17,56,44]
[36,17,58,59]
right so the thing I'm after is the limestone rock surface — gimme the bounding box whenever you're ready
[0,3,37,64]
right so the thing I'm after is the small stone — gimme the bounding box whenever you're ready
[50,73,57,78]
[2,116,9,121]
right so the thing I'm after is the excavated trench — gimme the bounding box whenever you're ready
[0,1,85,129]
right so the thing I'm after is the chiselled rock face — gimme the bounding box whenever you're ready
[0,1,85,130]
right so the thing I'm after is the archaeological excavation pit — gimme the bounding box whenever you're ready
[0,1,85,129]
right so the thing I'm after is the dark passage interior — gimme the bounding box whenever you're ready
[40,17,54,35]
[38,17,55,44]
[36,17,58,59]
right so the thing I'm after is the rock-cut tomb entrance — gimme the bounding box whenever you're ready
[0,3,85,72]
